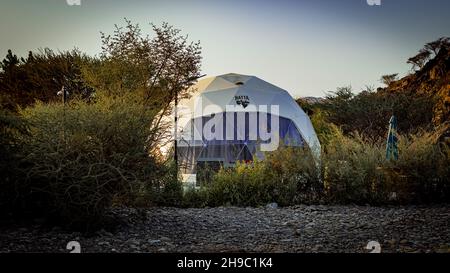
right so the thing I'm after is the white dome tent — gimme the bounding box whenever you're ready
[172,73,321,186]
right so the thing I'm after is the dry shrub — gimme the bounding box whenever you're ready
[323,132,385,204]
[324,130,449,204]
[190,129,449,207]
[196,146,322,207]
[388,131,449,203]
[11,94,171,228]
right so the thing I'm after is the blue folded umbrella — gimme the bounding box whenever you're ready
[386,115,399,161]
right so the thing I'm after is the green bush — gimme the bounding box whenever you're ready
[181,187,210,208]
[139,161,184,207]
[0,109,29,217]
[310,109,342,149]
[7,93,168,228]
[321,87,435,141]
[323,130,449,204]
[207,160,274,207]
[323,132,386,204]
[2,93,447,226]
[388,132,449,203]
[194,147,323,207]
[184,129,449,207]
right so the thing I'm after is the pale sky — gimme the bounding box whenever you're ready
[1,0,449,97]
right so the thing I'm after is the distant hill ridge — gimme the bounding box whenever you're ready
[300,97,325,104]
[296,38,450,143]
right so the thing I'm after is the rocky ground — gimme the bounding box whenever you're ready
[0,205,449,253]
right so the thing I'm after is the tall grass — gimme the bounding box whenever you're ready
[184,129,449,207]
[389,132,449,203]
[322,132,385,204]
[188,147,322,207]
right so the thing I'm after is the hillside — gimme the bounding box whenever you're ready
[380,45,450,127]
[299,39,450,143]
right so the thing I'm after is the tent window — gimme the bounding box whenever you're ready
[237,145,253,162]
[178,113,306,174]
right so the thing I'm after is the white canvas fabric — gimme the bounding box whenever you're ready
[166,73,321,184]
[176,73,321,155]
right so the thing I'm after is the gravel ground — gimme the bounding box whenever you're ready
[0,205,449,253]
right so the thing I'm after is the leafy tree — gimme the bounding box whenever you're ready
[380,73,398,86]
[406,38,449,71]
[320,87,434,141]
[0,49,94,111]
[83,19,202,151]
[322,87,387,140]
[296,98,315,116]
[0,50,20,71]
[407,49,432,71]
[0,18,203,228]
[88,19,202,106]
[425,37,450,56]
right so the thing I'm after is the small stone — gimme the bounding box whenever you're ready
[1,206,449,253]
[165,242,176,247]
[148,239,161,245]
[312,244,323,252]
[387,239,397,245]
[266,203,278,209]
[282,221,296,227]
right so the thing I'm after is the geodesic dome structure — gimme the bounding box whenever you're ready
[174,73,321,184]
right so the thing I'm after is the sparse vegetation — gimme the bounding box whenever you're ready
[0,25,449,230]
[0,19,200,229]
[182,129,449,207]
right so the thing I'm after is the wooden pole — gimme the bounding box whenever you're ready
[174,90,178,176]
